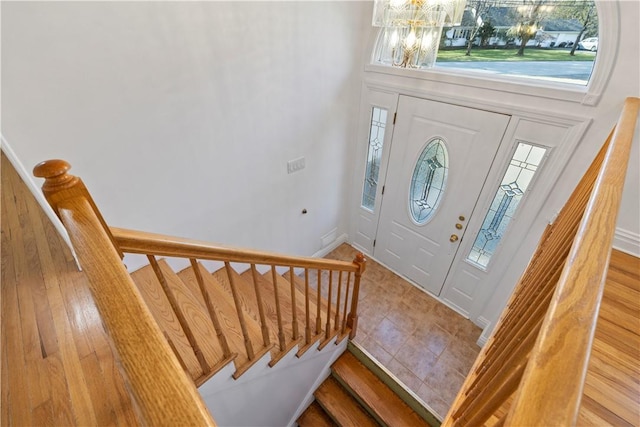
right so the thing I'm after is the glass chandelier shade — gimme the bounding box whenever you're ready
[372,0,467,69]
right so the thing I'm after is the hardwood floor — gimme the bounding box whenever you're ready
[579,249,640,426]
[1,150,638,426]
[1,153,139,426]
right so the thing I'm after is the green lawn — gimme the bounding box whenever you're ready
[436,48,596,62]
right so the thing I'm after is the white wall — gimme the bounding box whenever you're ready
[198,339,347,427]
[1,1,370,268]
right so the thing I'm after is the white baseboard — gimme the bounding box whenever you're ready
[476,317,492,347]
[312,233,348,258]
[613,228,640,257]
[1,136,79,266]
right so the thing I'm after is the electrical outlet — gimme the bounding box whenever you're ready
[287,157,305,174]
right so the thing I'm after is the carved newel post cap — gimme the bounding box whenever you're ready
[355,253,366,263]
[33,159,79,191]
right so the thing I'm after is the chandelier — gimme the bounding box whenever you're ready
[372,0,467,69]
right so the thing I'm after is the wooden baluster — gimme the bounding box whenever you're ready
[224,262,255,360]
[341,272,351,335]
[481,278,556,370]
[304,269,311,344]
[148,255,211,374]
[487,227,574,348]
[250,264,271,348]
[483,256,566,365]
[334,271,342,332]
[493,192,590,337]
[271,266,286,351]
[190,258,232,359]
[289,267,299,340]
[456,318,543,419]
[325,271,333,339]
[347,253,366,338]
[459,358,528,427]
[315,269,322,336]
[476,285,553,381]
[164,332,189,373]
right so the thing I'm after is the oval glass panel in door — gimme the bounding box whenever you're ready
[409,138,449,224]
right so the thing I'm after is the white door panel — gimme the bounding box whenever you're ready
[375,96,510,296]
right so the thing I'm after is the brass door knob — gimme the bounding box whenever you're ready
[459,215,466,221]
[455,223,463,229]
[450,234,459,242]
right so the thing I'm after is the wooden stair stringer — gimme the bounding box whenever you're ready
[178,264,271,379]
[332,351,431,427]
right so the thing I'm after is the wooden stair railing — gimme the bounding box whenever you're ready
[110,226,366,371]
[443,97,640,426]
[32,160,216,427]
[33,159,366,423]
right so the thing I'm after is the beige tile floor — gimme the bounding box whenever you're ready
[325,244,482,419]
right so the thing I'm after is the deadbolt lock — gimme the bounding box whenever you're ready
[455,223,463,230]
[450,234,459,242]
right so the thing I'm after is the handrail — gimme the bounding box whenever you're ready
[506,96,640,425]
[110,226,361,272]
[33,160,216,426]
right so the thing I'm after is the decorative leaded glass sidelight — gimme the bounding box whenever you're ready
[409,138,449,224]
[361,107,388,211]
[467,142,548,268]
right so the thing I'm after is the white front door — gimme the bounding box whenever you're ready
[374,96,510,296]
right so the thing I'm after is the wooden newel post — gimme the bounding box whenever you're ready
[347,253,366,339]
[33,159,123,258]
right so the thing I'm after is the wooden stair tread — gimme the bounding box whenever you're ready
[155,260,227,371]
[332,352,430,427]
[131,264,204,381]
[315,377,378,427]
[216,268,277,346]
[180,263,270,377]
[297,401,337,427]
